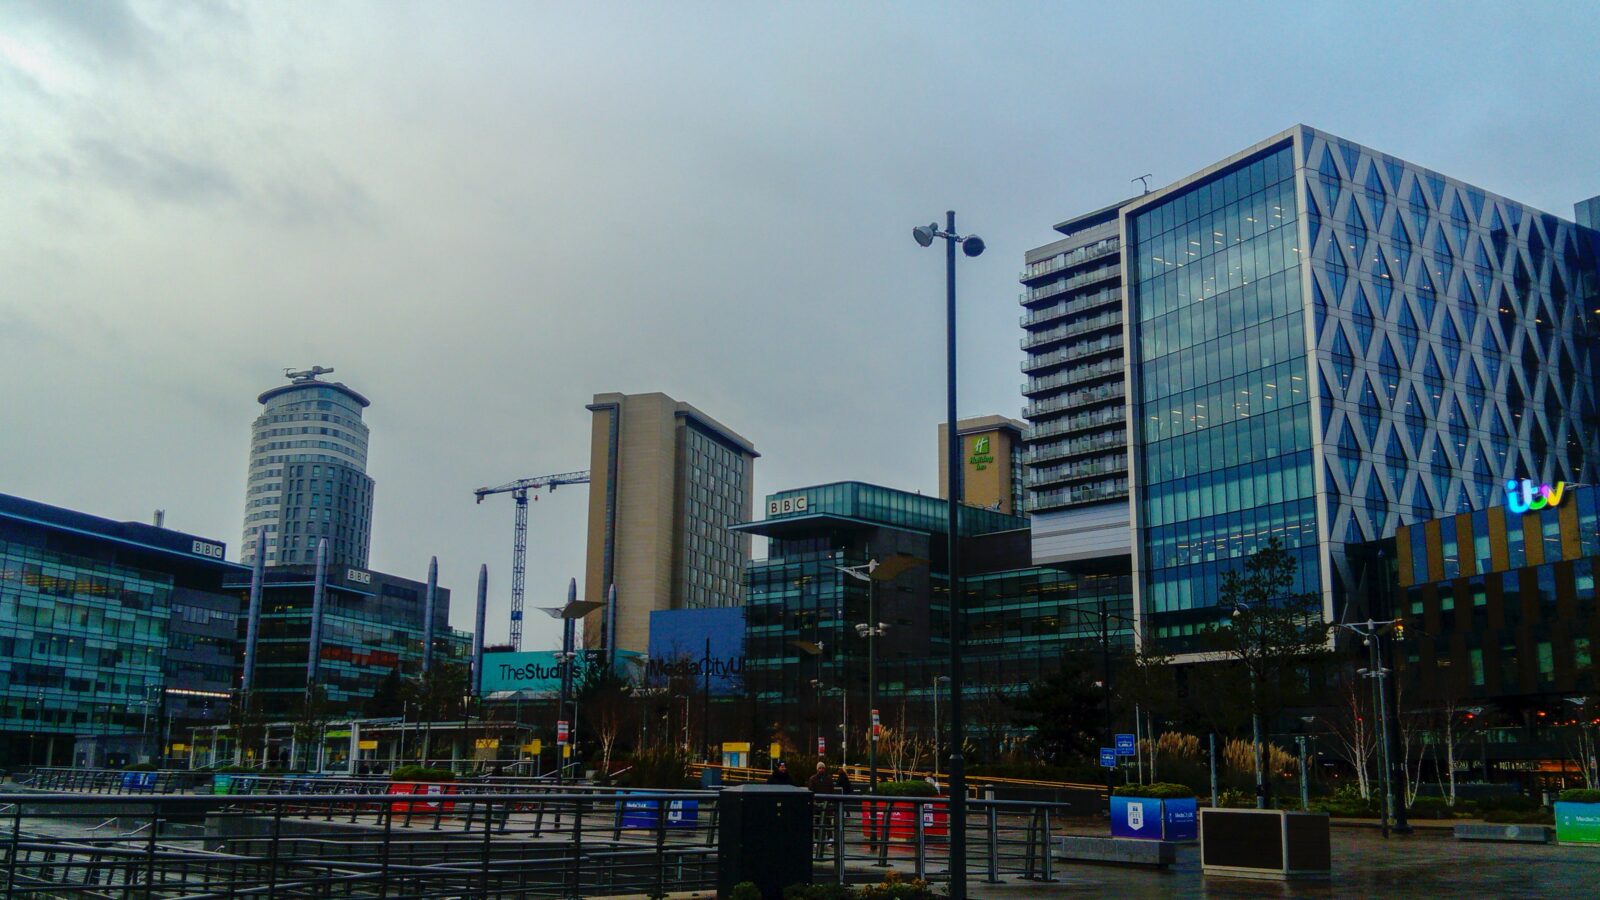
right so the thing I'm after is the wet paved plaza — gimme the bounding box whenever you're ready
[975,827,1600,897]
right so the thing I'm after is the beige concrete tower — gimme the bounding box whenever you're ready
[938,415,1027,515]
[583,393,757,656]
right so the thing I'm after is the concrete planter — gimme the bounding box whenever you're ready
[1200,808,1330,881]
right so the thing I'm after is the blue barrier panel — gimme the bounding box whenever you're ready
[620,793,700,829]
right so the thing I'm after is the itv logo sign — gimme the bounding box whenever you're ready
[1505,479,1566,515]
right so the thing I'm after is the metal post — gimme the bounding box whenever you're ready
[558,579,576,786]
[1209,733,1219,808]
[1298,735,1309,811]
[1371,633,1394,837]
[423,556,438,673]
[868,576,877,792]
[1134,703,1143,786]
[944,208,968,900]
[307,539,328,686]
[703,637,713,762]
[933,676,941,779]
[472,565,488,699]
[243,525,267,690]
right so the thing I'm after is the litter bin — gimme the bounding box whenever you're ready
[718,784,811,898]
[701,766,724,789]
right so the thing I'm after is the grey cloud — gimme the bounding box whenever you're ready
[5,0,160,67]
[75,138,243,206]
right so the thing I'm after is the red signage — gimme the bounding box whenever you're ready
[557,720,569,745]
[817,737,826,754]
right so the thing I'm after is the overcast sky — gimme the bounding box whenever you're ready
[3,1,1597,647]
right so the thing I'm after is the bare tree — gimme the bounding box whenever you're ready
[1324,664,1376,799]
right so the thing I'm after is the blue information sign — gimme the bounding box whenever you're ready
[1099,747,1117,768]
[1115,733,1136,756]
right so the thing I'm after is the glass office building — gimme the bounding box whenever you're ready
[0,492,246,767]
[735,482,1131,755]
[223,564,463,717]
[1123,126,1600,650]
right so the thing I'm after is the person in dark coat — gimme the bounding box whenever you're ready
[766,760,793,785]
[834,768,853,793]
[806,762,832,794]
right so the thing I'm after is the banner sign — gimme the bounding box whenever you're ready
[1100,748,1117,768]
[481,649,641,695]
[557,721,569,745]
[646,607,747,695]
[1115,733,1136,756]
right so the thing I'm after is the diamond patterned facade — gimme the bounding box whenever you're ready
[1122,126,1600,650]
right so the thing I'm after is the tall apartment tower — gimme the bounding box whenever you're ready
[1019,200,1138,563]
[241,367,375,567]
[1111,126,1600,651]
[583,392,758,657]
[937,415,1026,515]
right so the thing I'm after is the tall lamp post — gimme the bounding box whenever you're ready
[913,212,984,900]
[838,559,886,791]
[542,580,602,785]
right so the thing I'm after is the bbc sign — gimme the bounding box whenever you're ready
[767,496,809,516]
[190,540,224,560]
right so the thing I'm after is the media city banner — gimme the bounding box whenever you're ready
[646,607,746,695]
[480,649,642,695]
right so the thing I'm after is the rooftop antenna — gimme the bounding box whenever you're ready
[283,366,335,383]
[1132,174,1153,194]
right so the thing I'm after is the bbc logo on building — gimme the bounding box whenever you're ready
[767,496,809,516]
[346,568,372,585]
[190,540,225,560]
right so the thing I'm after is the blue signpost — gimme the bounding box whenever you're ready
[1115,733,1136,756]
[1100,748,1117,769]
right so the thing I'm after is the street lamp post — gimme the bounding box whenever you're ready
[913,212,984,900]
[839,559,887,791]
[933,674,950,778]
[1336,618,1402,837]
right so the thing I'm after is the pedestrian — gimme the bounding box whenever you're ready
[835,768,853,793]
[766,760,793,785]
[806,759,832,787]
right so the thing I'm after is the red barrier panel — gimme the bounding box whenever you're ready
[861,799,949,841]
[387,781,457,814]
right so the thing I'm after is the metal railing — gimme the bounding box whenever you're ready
[1,788,720,898]
[810,793,1066,885]
[14,768,202,795]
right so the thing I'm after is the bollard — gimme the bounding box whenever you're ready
[718,785,811,898]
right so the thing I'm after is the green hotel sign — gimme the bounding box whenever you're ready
[968,435,994,472]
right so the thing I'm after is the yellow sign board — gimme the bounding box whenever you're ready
[358,740,379,750]
[562,744,572,758]
[722,742,751,753]
[769,742,782,759]
[521,740,543,755]
[169,743,189,752]
[475,738,498,749]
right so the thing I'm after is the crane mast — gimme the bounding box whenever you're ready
[474,470,590,650]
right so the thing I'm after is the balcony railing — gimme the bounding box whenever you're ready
[1021,311,1123,351]
[1019,237,1120,281]
[1024,408,1126,441]
[1027,453,1129,488]
[1024,425,1126,454]
[1019,287,1121,327]
[1021,334,1123,373]
[1024,381,1125,419]
[1029,480,1130,511]
[1019,264,1121,306]
[1022,359,1125,398]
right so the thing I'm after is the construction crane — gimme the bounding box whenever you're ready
[474,470,590,650]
